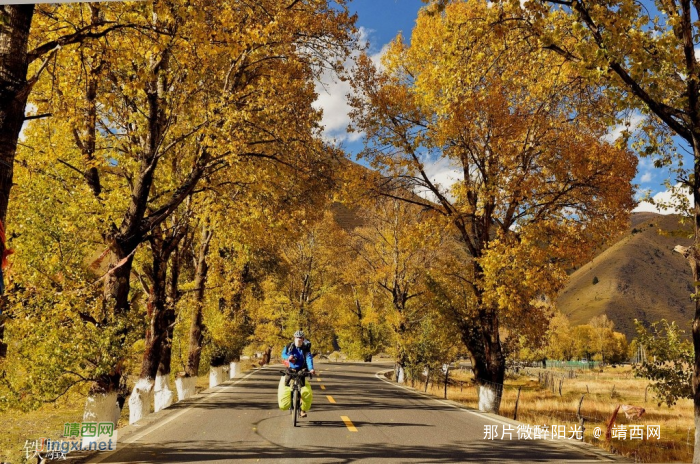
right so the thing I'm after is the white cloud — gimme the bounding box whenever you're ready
[633,183,692,215]
[312,75,360,144]
[602,113,645,144]
[637,156,654,171]
[424,156,460,189]
[370,43,391,71]
[413,155,461,202]
[312,27,390,145]
[640,172,652,183]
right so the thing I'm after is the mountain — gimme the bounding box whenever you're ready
[556,212,694,340]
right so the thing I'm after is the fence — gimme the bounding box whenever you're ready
[544,360,602,369]
[404,363,644,436]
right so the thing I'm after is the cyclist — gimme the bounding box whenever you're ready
[282,330,315,417]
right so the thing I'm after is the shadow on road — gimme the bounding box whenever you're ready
[181,368,459,413]
[304,420,432,429]
[100,439,590,463]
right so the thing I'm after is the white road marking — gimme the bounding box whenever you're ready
[373,370,614,462]
[88,368,262,463]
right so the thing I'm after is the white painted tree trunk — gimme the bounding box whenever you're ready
[175,376,196,401]
[396,365,405,384]
[229,361,240,379]
[209,366,226,388]
[478,384,500,413]
[82,392,120,448]
[128,378,154,424]
[153,374,174,412]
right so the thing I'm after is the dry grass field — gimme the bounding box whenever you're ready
[416,364,694,463]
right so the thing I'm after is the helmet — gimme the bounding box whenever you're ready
[294,330,305,338]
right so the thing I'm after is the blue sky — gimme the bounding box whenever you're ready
[316,0,690,214]
[349,0,425,46]
[314,0,425,156]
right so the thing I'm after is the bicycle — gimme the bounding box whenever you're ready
[280,368,310,427]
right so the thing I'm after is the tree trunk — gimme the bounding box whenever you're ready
[0,5,34,359]
[395,348,408,384]
[155,268,178,410]
[459,305,505,413]
[261,347,272,366]
[186,303,205,378]
[139,224,185,381]
[154,241,183,411]
[395,362,406,384]
[674,141,700,464]
[154,311,175,412]
[84,372,124,430]
[77,43,103,198]
[693,146,700,464]
[140,260,169,382]
[130,224,184,423]
[102,237,138,315]
[185,226,213,379]
[0,5,32,224]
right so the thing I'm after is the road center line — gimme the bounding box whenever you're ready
[326,395,336,403]
[341,415,358,432]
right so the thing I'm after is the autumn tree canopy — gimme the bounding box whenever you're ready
[350,0,637,412]
[1,0,357,425]
[513,0,700,459]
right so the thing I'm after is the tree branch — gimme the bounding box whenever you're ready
[28,23,135,63]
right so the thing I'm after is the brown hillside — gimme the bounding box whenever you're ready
[556,212,694,340]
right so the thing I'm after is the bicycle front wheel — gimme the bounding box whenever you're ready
[292,390,299,427]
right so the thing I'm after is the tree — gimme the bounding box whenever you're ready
[333,283,390,362]
[572,325,594,361]
[608,332,630,365]
[519,0,700,458]
[0,2,140,357]
[339,196,442,380]
[634,319,693,407]
[590,314,615,363]
[546,311,575,361]
[332,219,393,363]
[350,0,636,412]
[3,0,357,424]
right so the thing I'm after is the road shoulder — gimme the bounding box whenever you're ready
[68,367,264,463]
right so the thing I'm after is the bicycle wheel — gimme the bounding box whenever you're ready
[292,389,299,427]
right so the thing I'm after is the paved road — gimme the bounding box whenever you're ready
[85,362,624,463]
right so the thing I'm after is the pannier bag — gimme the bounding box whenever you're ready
[277,376,313,411]
[278,376,292,410]
[301,378,313,412]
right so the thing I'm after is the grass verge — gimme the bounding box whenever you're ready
[410,364,693,463]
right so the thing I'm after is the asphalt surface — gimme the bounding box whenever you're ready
[84,362,625,463]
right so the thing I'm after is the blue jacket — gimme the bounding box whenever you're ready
[282,341,314,371]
